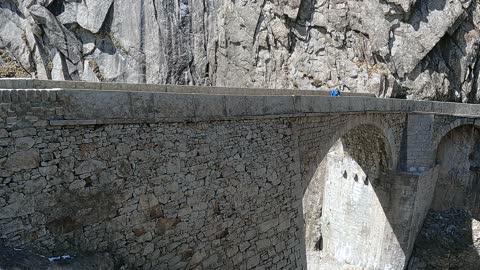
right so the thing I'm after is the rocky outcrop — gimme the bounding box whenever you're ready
[408,210,480,270]
[1,0,480,102]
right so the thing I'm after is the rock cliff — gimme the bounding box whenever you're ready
[1,0,480,102]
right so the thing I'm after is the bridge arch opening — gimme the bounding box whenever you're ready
[303,124,394,269]
[409,124,480,268]
[433,124,480,215]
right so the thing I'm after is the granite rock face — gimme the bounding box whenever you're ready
[1,0,480,102]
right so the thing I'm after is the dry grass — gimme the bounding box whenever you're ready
[0,49,30,78]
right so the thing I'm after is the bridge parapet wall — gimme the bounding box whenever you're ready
[2,87,480,126]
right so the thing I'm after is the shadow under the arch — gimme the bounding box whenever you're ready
[300,124,442,269]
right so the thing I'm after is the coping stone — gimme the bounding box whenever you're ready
[153,92,195,119]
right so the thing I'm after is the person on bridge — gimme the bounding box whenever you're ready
[331,83,350,96]
[330,87,341,96]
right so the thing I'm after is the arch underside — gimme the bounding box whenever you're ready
[433,124,480,217]
[302,124,408,269]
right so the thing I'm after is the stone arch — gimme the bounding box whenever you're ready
[432,119,480,153]
[414,123,480,268]
[432,124,480,218]
[325,120,396,171]
[302,122,395,269]
[300,114,399,192]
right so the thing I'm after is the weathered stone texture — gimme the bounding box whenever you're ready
[2,1,480,102]
[0,112,301,268]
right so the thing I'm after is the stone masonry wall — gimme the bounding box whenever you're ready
[2,86,480,269]
[295,113,406,189]
[1,108,302,269]
[0,89,408,269]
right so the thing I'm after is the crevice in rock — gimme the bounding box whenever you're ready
[46,0,64,17]
[468,51,480,103]
[379,0,410,22]
[140,0,147,83]
[252,0,267,45]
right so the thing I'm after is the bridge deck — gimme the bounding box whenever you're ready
[1,79,480,126]
[0,79,373,97]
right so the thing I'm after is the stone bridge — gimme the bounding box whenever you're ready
[1,79,480,269]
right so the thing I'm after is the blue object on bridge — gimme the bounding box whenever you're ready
[330,88,341,96]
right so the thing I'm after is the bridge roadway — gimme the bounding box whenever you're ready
[1,79,480,269]
[1,79,478,123]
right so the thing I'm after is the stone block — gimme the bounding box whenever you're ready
[455,103,477,115]
[294,95,332,113]
[403,100,416,112]
[225,95,265,117]
[329,97,351,112]
[63,90,131,119]
[10,128,36,138]
[348,97,367,112]
[430,101,444,114]
[3,149,40,172]
[154,93,195,119]
[389,98,403,111]
[15,137,35,149]
[82,81,102,90]
[14,79,32,89]
[155,218,181,235]
[440,102,458,115]
[1,90,11,102]
[129,92,154,119]
[193,94,226,118]
[0,199,34,219]
[263,96,295,115]
[9,90,18,102]
[246,254,260,269]
[75,159,106,175]
[259,217,278,233]
[99,82,116,91]
[17,90,27,102]
[49,120,97,126]
[0,79,14,89]
[413,100,434,112]
[167,84,211,94]
[33,80,51,89]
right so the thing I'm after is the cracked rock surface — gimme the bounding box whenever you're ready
[1,0,480,102]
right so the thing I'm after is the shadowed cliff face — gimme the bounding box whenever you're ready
[408,125,480,269]
[433,125,480,219]
[408,209,480,270]
[1,0,480,102]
